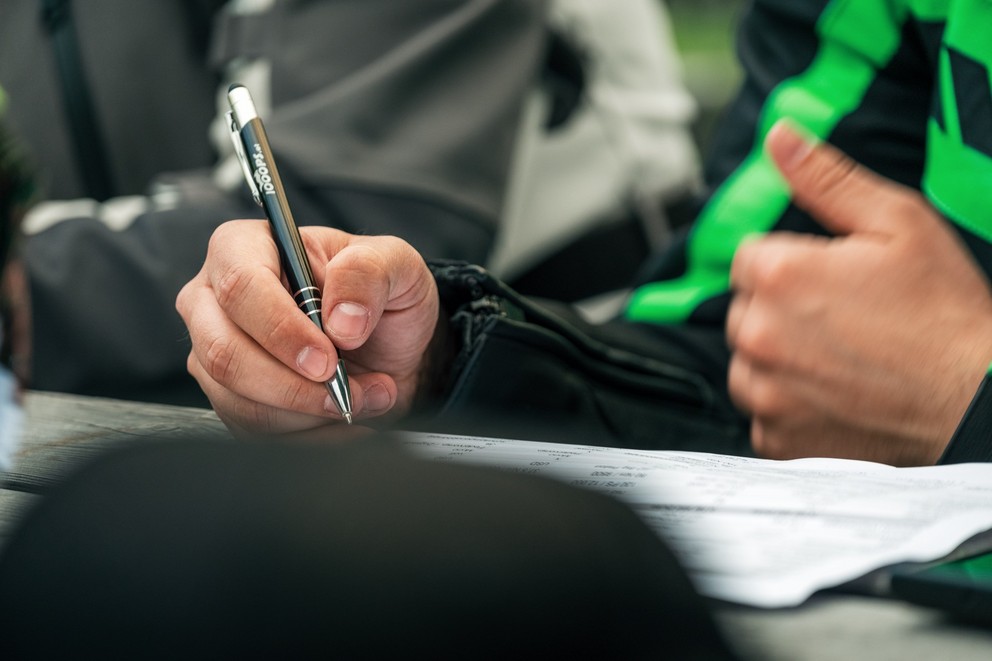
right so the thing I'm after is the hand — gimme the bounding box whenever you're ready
[176,221,440,438]
[727,121,992,465]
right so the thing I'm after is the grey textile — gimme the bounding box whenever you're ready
[0,0,550,404]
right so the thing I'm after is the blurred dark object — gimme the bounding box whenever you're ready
[0,114,33,388]
[0,436,740,659]
[0,115,33,264]
[0,0,220,201]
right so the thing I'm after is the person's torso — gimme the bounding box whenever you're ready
[628,0,992,326]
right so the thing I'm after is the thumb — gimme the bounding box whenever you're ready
[766,120,908,236]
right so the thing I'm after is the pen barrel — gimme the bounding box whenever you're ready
[240,120,323,331]
[292,286,323,324]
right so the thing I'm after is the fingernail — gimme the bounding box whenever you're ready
[363,384,391,412]
[769,120,816,172]
[297,346,329,379]
[329,302,369,340]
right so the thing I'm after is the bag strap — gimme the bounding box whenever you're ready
[40,0,116,201]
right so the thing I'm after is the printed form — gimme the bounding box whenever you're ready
[401,433,992,608]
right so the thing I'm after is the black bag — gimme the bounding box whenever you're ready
[420,261,751,454]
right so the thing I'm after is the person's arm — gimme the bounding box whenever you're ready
[629,0,935,325]
[626,1,992,464]
[176,221,750,452]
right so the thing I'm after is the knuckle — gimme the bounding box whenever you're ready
[175,273,207,320]
[213,263,257,312]
[746,377,786,419]
[752,251,799,294]
[185,351,199,377]
[378,234,410,256]
[258,308,306,353]
[211,219,245,245]
[329,246,391,295]
[205,221,240,260]
[735,316,780,364]
[201,333,241,386]
[175,282,191,317]
[281,375,316,411]
[354,243,391,274]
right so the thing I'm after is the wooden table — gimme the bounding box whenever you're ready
[4,390,992,658]
[1,391,230,548]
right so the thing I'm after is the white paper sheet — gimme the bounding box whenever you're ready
[401,432,992,608]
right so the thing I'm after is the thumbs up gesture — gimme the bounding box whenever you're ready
[727,121,992,465]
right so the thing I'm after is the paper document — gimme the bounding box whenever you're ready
[401,433,992,608]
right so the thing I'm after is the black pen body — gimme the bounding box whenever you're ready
[227,83,352,422]
[238,120,323,329]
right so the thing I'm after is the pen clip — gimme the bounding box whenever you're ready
[226,110,262,207]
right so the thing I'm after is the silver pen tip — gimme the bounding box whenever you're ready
[325,360,353,425]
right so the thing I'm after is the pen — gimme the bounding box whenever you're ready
[226,83,353,424]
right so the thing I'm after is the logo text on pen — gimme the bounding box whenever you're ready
[251,144,277,196]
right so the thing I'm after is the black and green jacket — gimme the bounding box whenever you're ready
[9,0,992,461]
[624,0,992,461]
[630,0,992,323]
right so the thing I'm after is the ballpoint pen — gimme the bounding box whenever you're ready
[226,83,353,424]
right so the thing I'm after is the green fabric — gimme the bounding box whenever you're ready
[923,0,992,243]
[626,0,967,324]
[627,0,911,323]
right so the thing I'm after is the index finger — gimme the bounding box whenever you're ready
[203,219,342,383]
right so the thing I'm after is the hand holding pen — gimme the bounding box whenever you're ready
[226,84,353,423]
[177,86,440,437]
